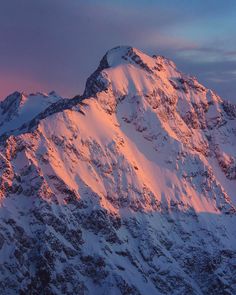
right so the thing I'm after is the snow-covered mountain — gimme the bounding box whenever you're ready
[0,91,62,136]
[0,46,236,295]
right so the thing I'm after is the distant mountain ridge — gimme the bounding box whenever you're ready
[0,46,235,295]
[0,91,62,136]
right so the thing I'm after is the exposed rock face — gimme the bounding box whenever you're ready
[0,91,62,137]
[0,46,236,295]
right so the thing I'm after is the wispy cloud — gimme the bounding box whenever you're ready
[0,0,235,101]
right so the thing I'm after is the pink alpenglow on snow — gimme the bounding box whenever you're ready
[0,46,236,294]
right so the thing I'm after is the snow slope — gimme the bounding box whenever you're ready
[0,46,236,295]
[0,91,62,136]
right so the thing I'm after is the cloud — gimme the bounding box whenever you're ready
[0,0,189,97]
[171,57,236,100]
[0,0,235,102]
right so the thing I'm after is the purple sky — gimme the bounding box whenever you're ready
[0,0,236,101]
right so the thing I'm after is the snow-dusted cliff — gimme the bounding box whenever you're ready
[0,46,236,295]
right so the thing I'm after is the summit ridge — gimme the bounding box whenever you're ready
[0,46,235,294]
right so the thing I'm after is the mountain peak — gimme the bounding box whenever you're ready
[84,45,212,120]
[0,91,26,117]
[0,91,62,136]
[0,46,236,294]
[106,46,151,67]
[105,46,177,70]
[84,46,178,98]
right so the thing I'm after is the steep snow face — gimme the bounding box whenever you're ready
[0,91,62,136]
[85,46,213,102]
[84,46,235,206]
[0,47,236,294]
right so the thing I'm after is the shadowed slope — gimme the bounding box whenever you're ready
[0,46,235,294]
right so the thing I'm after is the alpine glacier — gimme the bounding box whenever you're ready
[0,46,236,295]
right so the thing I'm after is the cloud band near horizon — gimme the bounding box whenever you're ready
[0,0,235,101]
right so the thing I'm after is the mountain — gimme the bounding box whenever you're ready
[0,91,63,137]
[0,46,236,295]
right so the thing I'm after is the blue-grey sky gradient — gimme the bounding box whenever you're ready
[0,0,235,101]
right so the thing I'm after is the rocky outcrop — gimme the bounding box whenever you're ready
[0,46,235,294]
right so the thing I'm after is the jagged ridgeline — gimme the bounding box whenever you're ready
[0,46,236,295]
